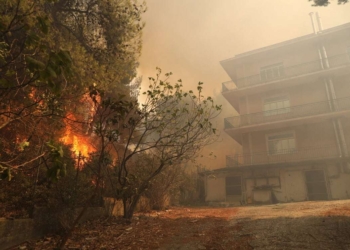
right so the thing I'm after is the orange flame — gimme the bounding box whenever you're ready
[60,113,95,165]
[60,93,100,166]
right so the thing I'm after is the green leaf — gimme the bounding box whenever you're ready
[26,56,45,71]
[37,16,49,34]
[46,66,57,78]
[57,50,72,63]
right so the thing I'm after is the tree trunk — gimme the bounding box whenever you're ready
[57,193,96,249]
[122,164,165,219]
[123,194,141,220]
[57,153,104,249]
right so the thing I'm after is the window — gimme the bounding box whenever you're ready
[225,176,242,196]
[267,132,296,155]
[260,63,285,82]
[264,96,290,116]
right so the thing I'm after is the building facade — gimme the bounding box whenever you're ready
[203,21,350,205]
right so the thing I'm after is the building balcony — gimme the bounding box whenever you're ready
[224,97,350,143]
[226,144,342,168]
[222,53,350,92]
[222,53,350,111]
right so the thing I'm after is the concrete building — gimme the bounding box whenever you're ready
[203,18,350,205]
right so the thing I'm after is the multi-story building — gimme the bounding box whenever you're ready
[203,18,350,205]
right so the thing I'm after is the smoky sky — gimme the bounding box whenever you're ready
[137,0,350,169]
[139,0,350,94]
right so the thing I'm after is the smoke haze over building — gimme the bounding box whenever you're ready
[138,0,350,170]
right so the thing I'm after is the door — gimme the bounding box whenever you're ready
[305,170,328,200]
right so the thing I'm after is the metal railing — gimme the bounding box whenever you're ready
[224,97,350,129]
[226,144,341,167]
[222,53,350,92]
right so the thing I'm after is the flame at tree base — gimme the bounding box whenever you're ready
[60,113,96,166]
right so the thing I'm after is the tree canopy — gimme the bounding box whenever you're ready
[0,1,221,248]
[310,0,348,6]
[0,0,145,180]
[87,68,221,219]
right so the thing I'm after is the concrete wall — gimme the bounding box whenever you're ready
[283,168,308,202]
[241,121,338,156]
[104,198,124,216]
[0,207,107,250]
[205,174,226,202]
[205,164,350,204]
[253,190,272,203]
[241,82,329,115]
[327,164,350,199]
[322,30,350,57]
[235,31,350,116]
[234,41,319,80]
[0,218,42,250]
[0,197,155,249]
[334,73,350,99]
[237,79,333,116]
[234,30,350,83]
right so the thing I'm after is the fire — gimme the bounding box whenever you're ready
[60,93,99,166]
[60,113,96,165]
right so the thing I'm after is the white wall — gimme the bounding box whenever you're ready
[205,164,350,203]
[327,164,350,199]
[206,175,226,201]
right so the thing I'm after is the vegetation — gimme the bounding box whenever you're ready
[0,0,144,181]
[0,0,220,248]
[0,0,144,247]
[310,0,348,6]
[89,68,221,219]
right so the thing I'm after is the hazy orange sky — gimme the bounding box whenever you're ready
[139,0,350,95]
[137,0,350,169]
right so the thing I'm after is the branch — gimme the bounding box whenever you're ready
[0,152,46,170]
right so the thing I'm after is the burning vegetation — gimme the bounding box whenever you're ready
[60,113,95,162]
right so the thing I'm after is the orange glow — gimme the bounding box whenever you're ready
[28,88,35,99]
[60,93,100,166]
[60,113,96,165]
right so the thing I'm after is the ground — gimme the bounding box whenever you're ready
[15,200,350,249]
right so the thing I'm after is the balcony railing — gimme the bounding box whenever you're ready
[222,53,350,92]
[224,97,350,129]
[226,144,341,167]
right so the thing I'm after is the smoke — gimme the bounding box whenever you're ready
[138,0,350,170]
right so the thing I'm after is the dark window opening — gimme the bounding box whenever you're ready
[226,176,242,196]
[305,170,328,201]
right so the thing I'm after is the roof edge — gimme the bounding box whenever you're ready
[220,22,350,64]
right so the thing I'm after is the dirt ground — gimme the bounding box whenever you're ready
[16,200,350,249]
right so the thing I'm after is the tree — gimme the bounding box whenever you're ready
[0,0,144,181]
[50,0,145,95]
[310,0,348,6]
[91,68,221,219]
[144,162,187,210]
[0,0,145,248]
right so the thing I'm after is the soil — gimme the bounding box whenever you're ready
[15,200,350,250]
